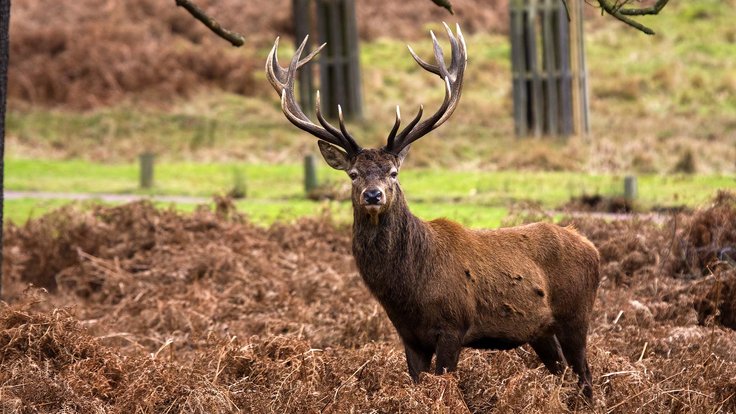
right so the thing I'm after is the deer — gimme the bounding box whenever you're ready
[265,24,601,400]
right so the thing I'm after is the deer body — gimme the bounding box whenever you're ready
[266,25,600,400]
[348,151,600,396]
[356,213,560,348]
[355,213,598,350]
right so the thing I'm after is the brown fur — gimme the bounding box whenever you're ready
[328,148,601,400]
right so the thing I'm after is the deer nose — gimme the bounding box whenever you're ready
[364,189,383,205]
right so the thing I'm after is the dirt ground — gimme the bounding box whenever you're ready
[1,192,735,412]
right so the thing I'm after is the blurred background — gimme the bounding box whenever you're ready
[4,0,735,226]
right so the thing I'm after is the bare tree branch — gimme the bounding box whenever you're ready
[175,0,245,47]
[596,0,671,35]
[560,0,571,22]
[616,0,670,16]
[430,0,455,15]
[432,0,668,35]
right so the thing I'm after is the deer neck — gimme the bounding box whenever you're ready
[352,190,421,245]
[351,189,431,300]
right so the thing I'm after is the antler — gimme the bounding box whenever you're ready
[385,23,467,155]
[266,36,362,156]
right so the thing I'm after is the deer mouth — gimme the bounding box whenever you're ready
[360,203,385,224]
[361,203,385,213]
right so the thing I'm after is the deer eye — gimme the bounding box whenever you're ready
[390,171,398,179]
[349,172,359,180]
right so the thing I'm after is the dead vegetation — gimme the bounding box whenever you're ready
[9,0,508,109]
[563,194,634,214]
[9,0,260,109]
[665,191,736,278]
[2,192,736,412]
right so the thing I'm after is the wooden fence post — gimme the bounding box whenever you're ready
[557,0,574,136]
[569,0,589,137]
[510,0,528,137]
[624,175,638,201]
[304,154,318,194]
[230,167,247,199]
[140,152,155,189]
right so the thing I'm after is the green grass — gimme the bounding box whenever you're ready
[5,158,342,198]
[5,158,733,227]
[3,197,509,229]
[7,158,732,205]
[4,198,75,225]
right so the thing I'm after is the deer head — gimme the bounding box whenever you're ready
[266,24,466,222]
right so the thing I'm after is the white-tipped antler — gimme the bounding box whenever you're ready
[266,36,362,156]
[385,23,467,154]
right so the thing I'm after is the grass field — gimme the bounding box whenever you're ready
[5,158,733,227]
[8,159,734,202]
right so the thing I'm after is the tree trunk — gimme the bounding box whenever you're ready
[0,0,10,298]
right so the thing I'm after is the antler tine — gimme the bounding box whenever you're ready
[315,92,360,154]
[436,23,466,127]
[282,36,312,119]
[337,105,360,153]
[396,79,450,149]
[266,36,323,94]
[430,31,449,78]
[443,22,460,74]
[394,104,424,146]
[386,106,402,150]
[387,24,467,154]
[266,36,362,156]
[279,91,344,148]
[266,37,286,93]
[298,42,326,69]
[407,45,441,77]
[315,91,343,138]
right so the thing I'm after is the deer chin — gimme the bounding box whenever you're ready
[362,204,385,225]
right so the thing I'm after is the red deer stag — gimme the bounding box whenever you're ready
[266,24,601,400]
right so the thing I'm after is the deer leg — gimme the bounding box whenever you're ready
[404,344,432,383]
[530,334,567,375]
[434,333,462,375]
[556,325,594,402]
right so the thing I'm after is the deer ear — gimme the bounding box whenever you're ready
[318,141,350,171]
[396,145,411,166]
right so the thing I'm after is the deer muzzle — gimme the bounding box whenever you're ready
[360,187,386,216]
[363,188,383,205]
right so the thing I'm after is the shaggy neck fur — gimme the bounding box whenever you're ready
[351,186,433,320]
